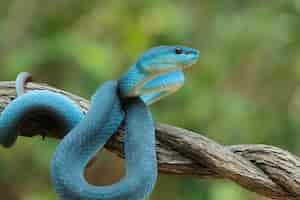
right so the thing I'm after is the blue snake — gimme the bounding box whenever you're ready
[0,46,199,200]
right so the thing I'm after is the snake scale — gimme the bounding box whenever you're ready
[0,46,199,200]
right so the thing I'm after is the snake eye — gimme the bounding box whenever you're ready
[175,48,183,54]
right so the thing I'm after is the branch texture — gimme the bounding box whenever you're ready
[0,81,299,200]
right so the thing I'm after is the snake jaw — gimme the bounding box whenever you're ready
[141,84,183,105]
[127,67,181,97]
[124,63,195,103]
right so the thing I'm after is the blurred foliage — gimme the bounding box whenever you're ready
[0,0,300,199]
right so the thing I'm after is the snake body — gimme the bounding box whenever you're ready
[0,46,199,200]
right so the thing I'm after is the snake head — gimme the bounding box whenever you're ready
[137,45,199,73]
[119,45,200,105]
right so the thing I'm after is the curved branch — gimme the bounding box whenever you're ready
[0,81,299,200]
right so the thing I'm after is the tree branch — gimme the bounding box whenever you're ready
[0,81,299,200]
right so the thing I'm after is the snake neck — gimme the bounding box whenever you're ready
[51,81,157,200]
[118,64,147,97]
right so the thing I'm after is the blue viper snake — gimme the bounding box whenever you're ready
[0,46,199,200]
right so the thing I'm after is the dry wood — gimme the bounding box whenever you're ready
[0,81,299,200]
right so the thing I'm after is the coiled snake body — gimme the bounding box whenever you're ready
[0,46,199,200]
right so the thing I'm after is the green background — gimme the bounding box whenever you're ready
[1,0,300,199]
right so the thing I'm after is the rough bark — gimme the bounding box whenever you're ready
[0,81,300,200]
